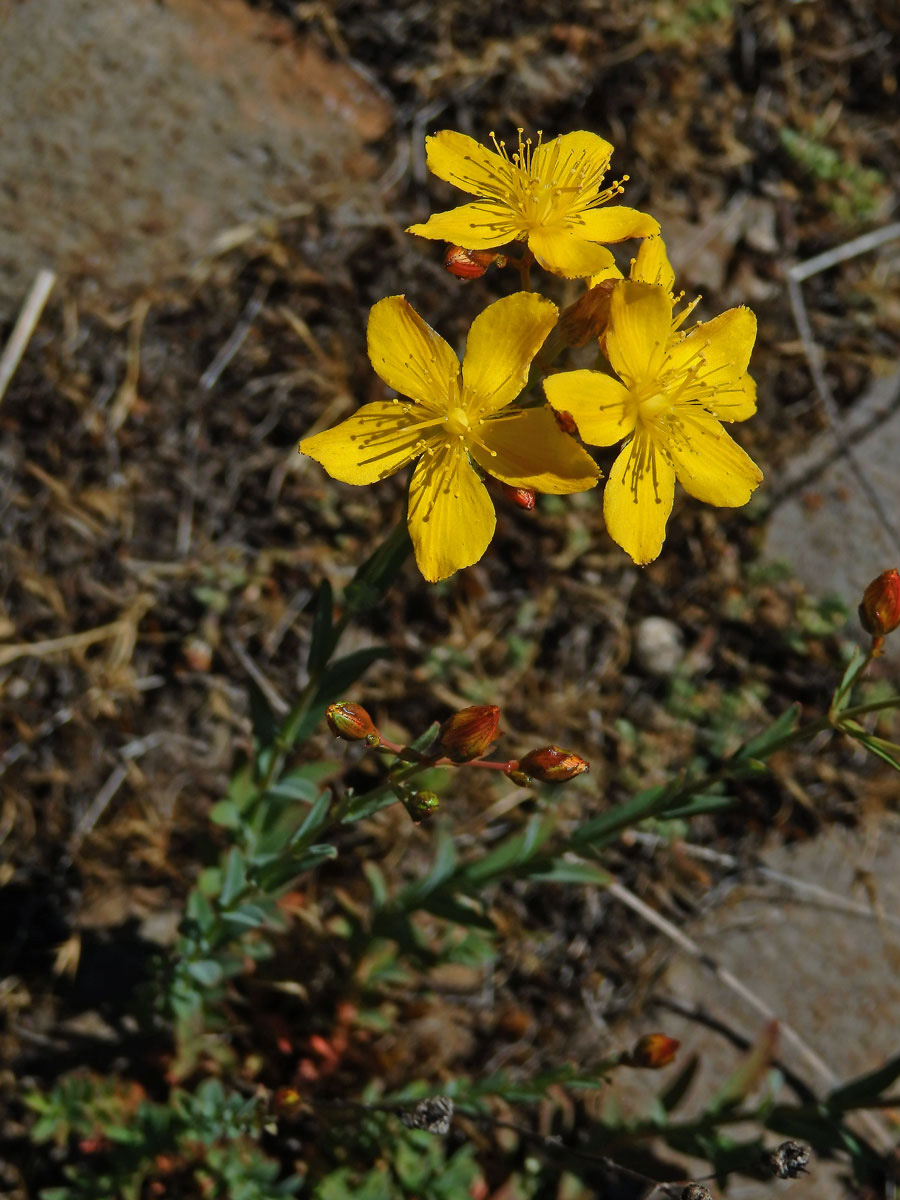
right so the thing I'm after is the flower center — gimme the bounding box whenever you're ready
[445,406,471,438]
[638,390,671,422]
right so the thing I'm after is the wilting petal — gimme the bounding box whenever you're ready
[472,407,599,494]
[666,409,762,506]
[531,131,614,182]
[631,235,676,292]
[544,370,635,446]
[528,227,617,278]
[406,202,518,249]
[367,296,460,412]
[300,402,429,485]
[462,293,557,416]
[604,432,675,565]
[407,443,496,582]
[605,282,672,387]
[424,130,513,197]
[577,206,660,244]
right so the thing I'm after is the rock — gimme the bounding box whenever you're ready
[634,616,685,677]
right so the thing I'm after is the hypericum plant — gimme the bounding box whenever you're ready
[25,124,900,1200]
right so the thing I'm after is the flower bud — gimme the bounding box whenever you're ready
[682,1186,712,1200]
[501,484,536,510]
[326,702,380,745]
[443,245,506,279]
[517,745,589,782]
[627,1033,680,1069]
[404,791,440,822]
[859,568,900,639]
[436,705,500,762]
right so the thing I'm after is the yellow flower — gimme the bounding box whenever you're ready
[299,293,599,582]
[544,280,762,565]
[406,130,659,279]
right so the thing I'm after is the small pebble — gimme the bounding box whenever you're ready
[634,616,685,677]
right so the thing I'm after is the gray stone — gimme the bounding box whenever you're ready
[763,366,900,659]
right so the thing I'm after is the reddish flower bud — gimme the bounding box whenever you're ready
[859,569,900,638]
[436,705,500,762]
[326,702,380,744]
[501,483,536,510]
[517,745,589,782]
[443,245,507,279]
[628,1033,680,1069]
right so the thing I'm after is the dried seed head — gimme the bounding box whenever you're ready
[627,1032,681,1069]
[436,705,500,762]
[326,702,380,744]
[681,1186,712,1200]
[400,1095,454,1135]
[859,568,900,639]
[765,1140,811,1179]
[517,745,589,783]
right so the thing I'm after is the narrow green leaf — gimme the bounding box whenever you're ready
[659,1052,700,1113]
[291,789,332,843]
[826,1049,900,1111]
[851,734,900,772]
[343,517,412,618]
[461,816,553,886]
[266,774,321,803]
[733,703,801,761]
[523,858,613,886]
[830,646,868,714]
[422,894,496,931]
[307,578,334,674]
[219,848,247,907]
[364,861,389,908]
[248,678,277,748]
[657,794,736,820]
[395,826,458,909]
[315,647,390,703]
[209,799,242,830]
[570,787,667,848]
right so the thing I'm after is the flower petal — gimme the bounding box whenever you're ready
[543,370,635,447]
[666,306,757,419]
[576,206,660,244]
[531,131,614,181]
[528,227,617,278]
[423,130,512,197]
[471,407,599,494]
[407,444,496,582]
[603,432,675,565]
[300,402,427,484]
[631,234,675,292]
[367,296,460,412]
[462,292,558,416]
[406,202,518,249]
[666,409,763,506]
[605,281,672,386]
